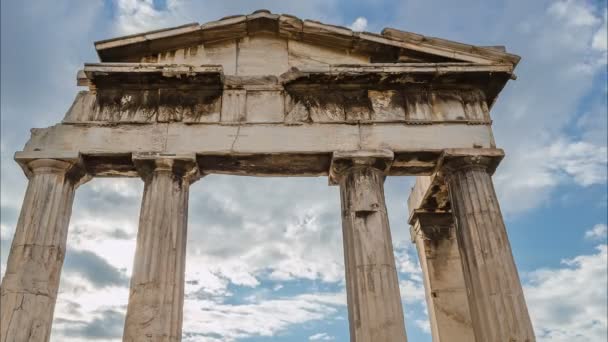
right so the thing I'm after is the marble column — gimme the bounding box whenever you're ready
[331,151,407,342]
[1,157,87,342]
[123,154,200,342]
[442,155,535,342]
[410,210,475,342]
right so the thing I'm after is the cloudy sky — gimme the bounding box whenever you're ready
[1,0,607,341]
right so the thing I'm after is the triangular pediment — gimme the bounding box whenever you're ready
[94,9,519,76]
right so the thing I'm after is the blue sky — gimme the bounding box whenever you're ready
[0,0,607,341]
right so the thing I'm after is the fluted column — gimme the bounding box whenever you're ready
[123,154,200,342]
[1,156,87,342]
[330,151,407,342]
[410,211,475,342]
[442,155,535,342]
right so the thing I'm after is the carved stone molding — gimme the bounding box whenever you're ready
[328,149,393,185]
[409,210,453,242]
[15,152,90,186]
[437,148,504,177]
[132,152,201,184]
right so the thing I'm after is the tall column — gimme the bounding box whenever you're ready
[442,154,535,342]
[330,151,407,342]
[409,211,475,342]
[1,156,87,342]
[123,154,200,342]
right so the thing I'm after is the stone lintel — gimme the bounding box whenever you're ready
[328,149,393,185]
[132,152,200,182]
[14,151,89,185]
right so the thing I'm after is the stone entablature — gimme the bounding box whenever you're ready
[67,63,503,125]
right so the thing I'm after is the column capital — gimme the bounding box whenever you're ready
[329,149,393,185]
[132,152,201,183]
[436,148,504,176]
[14,151,90,185]
[409,210,453,242]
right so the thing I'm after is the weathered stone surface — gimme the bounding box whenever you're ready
[199,40,237,75]
[63,89,221,124]
[461,89,489,121]
[238,35,289,75]
[287,39,369,68]
[432,91,467,121]
[368,90,405,121]
[123,154,199,342]
[71,63,497,125]
[24,123,496,158]
[158,89,221,123]
[246,90,284,122]
[410,211,475,342]
[334,152,407,342]
[443,155,535,342]
[284,94,310,122]
[0,158,87,342]
[221,90,247,122]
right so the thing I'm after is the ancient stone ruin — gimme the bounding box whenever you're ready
[0,10,535,342]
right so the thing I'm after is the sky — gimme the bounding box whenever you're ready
[0,0,607,341]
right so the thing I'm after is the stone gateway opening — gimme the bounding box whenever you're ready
[0,9,535,342]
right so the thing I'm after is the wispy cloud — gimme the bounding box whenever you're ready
[525,242,607,341]
[585,224,608,241]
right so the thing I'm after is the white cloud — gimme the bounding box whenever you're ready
[495,138,607,214]
[525,244,607,342]
[349,17,368,31]
[548,0,600,27]
[591,10,607,52]
[309,332,335,340]
[182,176,346,297]
[544,140,608,186]
[399,279,426,305]
[113,0,184,35]
[51,274,130,341]
[183,292,345,341]
[585,224,608,241]
[415,319,431,333]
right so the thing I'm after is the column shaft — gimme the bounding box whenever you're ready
[339,166,407,342]
[123,158,196,342]
[411,212,475,342]
[445,158,535,341]
[1,159,82,342]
